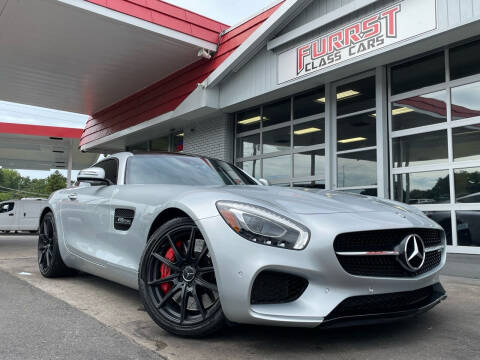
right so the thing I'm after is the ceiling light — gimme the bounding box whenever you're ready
[176,133,184,137]
[238,115,267,125]
[336,90,360,100]
[371,107,415,117]
[294,127,322,135]
[338,137,367,144]
[315,90,361,103]
[392,107,414,115]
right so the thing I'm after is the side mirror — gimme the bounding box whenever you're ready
[77,167,112,185]
[1,205,8,212]
[258,178,270,186]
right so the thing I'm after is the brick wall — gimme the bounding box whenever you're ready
[183,114,234,161]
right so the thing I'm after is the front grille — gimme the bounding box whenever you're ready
[325,285,436,320]
[334,228,443,278]
[334,228,442,252]
[337,250,442,277]
[250,271,308,305]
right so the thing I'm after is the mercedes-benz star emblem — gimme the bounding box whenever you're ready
[182,266,196,282]
[399,234,426,271]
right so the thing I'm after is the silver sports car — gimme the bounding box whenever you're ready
[38,152,447,337]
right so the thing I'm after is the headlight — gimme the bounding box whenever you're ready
[216,201,310,250]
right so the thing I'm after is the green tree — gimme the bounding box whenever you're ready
[46,171,67,193]
[0,168,65,201]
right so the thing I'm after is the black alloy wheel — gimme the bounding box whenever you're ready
[38,212,73,277]
[139,217,225,337]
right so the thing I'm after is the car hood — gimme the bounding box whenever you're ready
[218,186,414,215]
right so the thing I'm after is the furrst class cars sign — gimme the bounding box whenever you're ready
[277,0,437,84]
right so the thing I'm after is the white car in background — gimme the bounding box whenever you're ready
[0,198,48,233]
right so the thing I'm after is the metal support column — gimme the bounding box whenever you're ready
[66,140,73,188]
[376,66,389,198]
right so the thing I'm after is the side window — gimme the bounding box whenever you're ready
[1,202,14,213]
[96,159,119,185]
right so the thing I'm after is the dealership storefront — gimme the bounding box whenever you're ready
[70,0,480,254]
[234,40,480,253]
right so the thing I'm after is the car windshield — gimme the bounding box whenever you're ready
[126,154,257,186]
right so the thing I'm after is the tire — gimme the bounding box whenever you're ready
[38,212,75,278]
[139,217,225,337]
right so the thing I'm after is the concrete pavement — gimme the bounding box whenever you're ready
[0,269,161,360]
[0,235,479,360]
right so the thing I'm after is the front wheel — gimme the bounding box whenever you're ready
[139,217,225,337]
[38,212,74,277]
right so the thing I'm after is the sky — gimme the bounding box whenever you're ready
[2,1,275,180]
[162,0,277,25]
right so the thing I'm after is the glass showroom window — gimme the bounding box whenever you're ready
[235,88,326,188]
[334,75,378,196]
[127,133,183,152]
[389,39,480,251]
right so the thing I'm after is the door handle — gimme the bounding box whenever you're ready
[8,213,14,216]
[68,193,78,201]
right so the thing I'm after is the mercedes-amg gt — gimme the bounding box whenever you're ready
[38,152,447,336]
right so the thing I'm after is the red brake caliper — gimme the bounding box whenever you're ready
[160,241,182,294]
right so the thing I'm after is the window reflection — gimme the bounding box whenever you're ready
[391,52,445,95]
[341,188,378,196]
[236,108,261,133]
[337,150,377,188]
[237,134,260,158]
[450,39,480,80]
[336,77,376,116]
[393,170,450,204]
[294,88,325,119]
[454,167,480,203]
[424,212,453,245]
[127,141,149,152]
[456,211,480,247]
[263,99,291,127]
[294,150,325,178]
[451,82,480,120]
[239,160,261,179]
[263,155,291,183]
[263,126,291,154]
[337,113,376,151]
[292,181,325,189]
[392,130,448,168]
[453,125,480,162]
[294,119,325,149]
[391,91,447,131]
[150,136,169,151]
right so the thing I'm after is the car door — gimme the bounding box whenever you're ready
[59,159,118,263]
[17,201,30,230]
[0,202,16,231]
[0,203,9,230]
[20,200,43,231]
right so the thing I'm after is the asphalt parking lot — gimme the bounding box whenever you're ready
[0,235,479,360]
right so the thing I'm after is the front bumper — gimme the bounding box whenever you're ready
[196,211,446,327]
[320,283,447,328]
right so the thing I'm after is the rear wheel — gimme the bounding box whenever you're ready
[38,212,74,277]
[139,217,225,337]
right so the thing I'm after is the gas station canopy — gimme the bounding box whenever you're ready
[0,0,226,115]
[0,122,97,171]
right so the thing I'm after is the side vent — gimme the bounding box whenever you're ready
[114,209,135,231]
